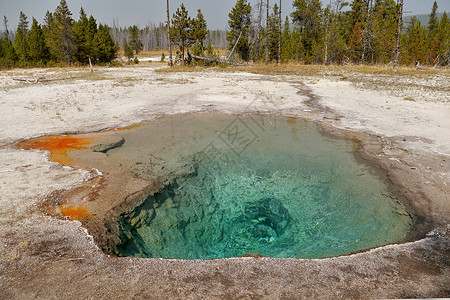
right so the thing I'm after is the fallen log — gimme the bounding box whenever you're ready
[415,62,433,70]
[12,75,87,83]
[190,54,223,64]
[12,77,48,83]
[190,54,244,66]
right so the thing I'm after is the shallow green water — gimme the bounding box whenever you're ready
[112,114,412,259]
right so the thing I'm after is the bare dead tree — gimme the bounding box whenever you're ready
[257,0,264,61]
[251,0,264,61]
[167,0,173,67]
[227,30,243,62]
[361,0,373,64]
[265,0,269,66]
[324,0,332,65]
[393,0,404,71]
[278,0,282,64]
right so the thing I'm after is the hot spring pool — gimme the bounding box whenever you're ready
[101,114,412,259]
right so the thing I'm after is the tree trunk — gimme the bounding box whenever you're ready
[227,30,243,62]
[361,0,373,64]
[393,0,403,71]
[298,27,303,60]
[324,0,332,65]
[166,0,173,67]
[89,57,93,73]
[181,43,185,66]
[266,0,269,66]
[251,0,264,61]
[278,0,282,64]
[258,0,263,60]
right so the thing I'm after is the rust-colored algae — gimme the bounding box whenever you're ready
[16,135,95,166]
[15,124,144,166]
[114,122,144,131]
[60,205,92,220]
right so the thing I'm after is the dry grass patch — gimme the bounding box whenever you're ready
[135,49,166,57]
[156,63,450,77]
[340,65,450,76]
[156,66,207,73]
[224,64,325,76]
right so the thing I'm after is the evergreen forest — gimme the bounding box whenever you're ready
[0,0,448,68]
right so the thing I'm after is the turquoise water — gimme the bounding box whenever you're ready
[112,114,412,259]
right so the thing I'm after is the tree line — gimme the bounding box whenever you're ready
[162,0,448,67]
[225,0,449,67]
[1,0,449,68]
[108,23,228,55]
[0,0,117,68]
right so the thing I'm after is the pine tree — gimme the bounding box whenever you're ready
[345,0,369,63]
[268,4,281,62]
[281,16,291,62]
[3,16,9,40]
[18,11,29,35]
[43,11,53,35]
[291,0,323,62]
[291,0,307,51]
[427,1,440,65]
[52,0,74,64]
[351,0,368,23]
[438,12,449,65]
[123,38,133,63]
[73,8,89,63]
[129,25,143,54]
[193,9,208,52]
[87,15,98,59]
[27,18,48,65]
[372,0,397,64]
[14,11,29,63]
[171,4,194,65]
[42,11,58,62]
[13,36,27,64]
[348,22,363,63]
[93,24,117,63]
[227,0,252,61]
[326,1,347,64]
[14,29,28,63]
[403,17,426,66]
[428,1,439,35]
[0,35,17,68]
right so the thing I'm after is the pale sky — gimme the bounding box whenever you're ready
[1,0,449,31]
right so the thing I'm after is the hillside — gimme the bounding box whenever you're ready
[404,12,445,26]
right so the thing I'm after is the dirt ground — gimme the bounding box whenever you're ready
[0,64,449,299]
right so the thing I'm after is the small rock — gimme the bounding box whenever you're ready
[91,137,125,153]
